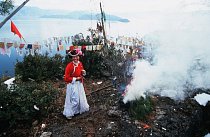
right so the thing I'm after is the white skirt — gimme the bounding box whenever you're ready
[63,81,89,117]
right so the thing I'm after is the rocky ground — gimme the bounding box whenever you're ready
[3,78,210,137]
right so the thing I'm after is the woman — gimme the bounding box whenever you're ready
[63,49,89,119]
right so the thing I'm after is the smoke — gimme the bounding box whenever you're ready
[123,1,210,103]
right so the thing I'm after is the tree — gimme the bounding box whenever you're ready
[0,0,14,16]
[0,0,30,29]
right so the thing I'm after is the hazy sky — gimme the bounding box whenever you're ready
[14,0,209,14]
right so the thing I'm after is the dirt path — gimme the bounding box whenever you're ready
[33,78,126,137]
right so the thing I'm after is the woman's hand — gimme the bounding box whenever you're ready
[81,70,86,76]
[76,77,82,81]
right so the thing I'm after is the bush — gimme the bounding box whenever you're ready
[80,51,104,77]
[0,81,58,128]
[15,54,64,82]
[129,96,153,120]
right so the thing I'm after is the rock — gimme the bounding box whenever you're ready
[46,124,82,137]
[101,71,111,77]
[119,121,141,137]
[101,122,118,136]
[32,120,39,126]
[40,132,52,137]
[107,109,122,118]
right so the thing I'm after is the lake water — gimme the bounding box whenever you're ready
[1,10,210,78]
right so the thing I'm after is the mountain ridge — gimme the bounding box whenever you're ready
[0,6,129,23]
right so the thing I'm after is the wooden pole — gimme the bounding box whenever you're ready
[0,0,30,29]
[100,2,108,53]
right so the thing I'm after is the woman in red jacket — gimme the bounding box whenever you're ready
[63,49,89,119]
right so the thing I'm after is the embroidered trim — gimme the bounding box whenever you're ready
[72,61,80,74]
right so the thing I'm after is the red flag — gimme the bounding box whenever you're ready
[11,21,22,39]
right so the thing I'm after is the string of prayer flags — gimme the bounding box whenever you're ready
[33,44,40,50]
[19,43,25,49]
[27,44,32,49]
[0,42,5,49]
[13,42,19,48]
[6,43,13,48]
[96,45,102,50]
[92,45,97,50]
[0,42,6,55]
[82,45,86,51]
[59,45,64,51]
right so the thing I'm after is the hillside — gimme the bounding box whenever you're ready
[1,78,209,137]
[0,6,129,22]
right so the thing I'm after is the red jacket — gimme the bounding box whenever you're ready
[64,61,84,83]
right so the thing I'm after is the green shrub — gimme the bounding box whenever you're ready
[72,41,92,46]
[0,81,58,128]
[15,54,64,82]
[80,51,104,77]
[129,96,153,120]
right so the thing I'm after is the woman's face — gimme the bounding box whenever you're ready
[72,55,79,62]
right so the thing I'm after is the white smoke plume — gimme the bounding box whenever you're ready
[123,0,210,103]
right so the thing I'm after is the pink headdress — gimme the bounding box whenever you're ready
[68,48,83,56]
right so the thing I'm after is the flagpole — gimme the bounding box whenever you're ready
[0,0,30,29]
[22,37,27,44]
